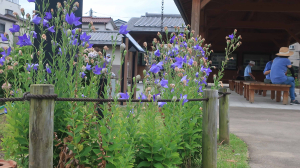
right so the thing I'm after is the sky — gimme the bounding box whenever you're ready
[19,0,180,21]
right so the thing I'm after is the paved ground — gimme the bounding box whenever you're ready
[230,107,300,168]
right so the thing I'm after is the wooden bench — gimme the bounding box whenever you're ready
[235,80,245,96]
[243,82,291,105]
[229,80,235,91]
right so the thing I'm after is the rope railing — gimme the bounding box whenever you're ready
[0,92,231,103]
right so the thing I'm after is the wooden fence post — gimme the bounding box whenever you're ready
[219,88,230,145]
[29,84,55,168]
[202,89,218,168]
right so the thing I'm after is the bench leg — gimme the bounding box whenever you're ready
[263,90,267,97]
[249,89,255,103]
[239,84,243,96]
[246,85,250,101]
[271,90,275,100]
[276,91,282,102]
[244,85,247,98]
[283,91,289,105]
[255,90,258,94]
[259,90,262,95]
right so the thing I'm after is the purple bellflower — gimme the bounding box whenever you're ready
[119,25,129,35]
[181,75,190,85]
[171,57,184,69]
[32,15,42,25]
[4,108,7,114]
[1,34,7,41]
[45,11,52,20]
[27,0,35,2]
[16,34,32,47]
[119,92,130,99]
[198,85,203,92]
[193,44,205,56]
[180,94,189,106]
[154,49,160,57]
[168,47,179,57]
[46,66,51,74]
[43,19,49,27]
[65,12,82,26]
[138,93,147,100]
[153,93,160,102]
[48,26,55,33]
[229,34,234,40]
[160,79,168,88]
[92,65,102,75]
[180,41,187,48]
[149,63,162,73]
[0,57,5,66]
[31,31,37,38]
[80,32,91,42]
[188,58,194,66]
[86,63,92,70]
[127,109,134,118]
[9,24,20,33]
[1,47,11,57]
[80,72,86,78]
[170,35,176,44]
[33,64,38,70]
[195,72,199,78]
[158,102,167,107]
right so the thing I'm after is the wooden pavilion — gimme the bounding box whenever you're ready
[174,0,300,83]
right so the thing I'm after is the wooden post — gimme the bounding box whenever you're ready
[249,89,255,103]
[191,0,201,37]
[263,90,267,97]
[29,84,55,168]
[283,91,289,105]
[133,51,139,99]
[219,88,230,145]
[203,89,218,168]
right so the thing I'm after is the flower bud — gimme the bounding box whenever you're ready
[143,70,147,76]
[143,42,147,48]
[90,59,94,64]
[172,96,177,101]
[20,8,25,16]
[13,62,18,66]
[0,70,3,74]
[170,84,175,88]
[19,50,23,55]
[147,94,152,101]
[42,34,47,40]
[57,2,62,8]
[26,13,30,19]
[67,29,72,36]
[102,68,108,73]
[136,75,141,81]
[74,2,79,7]
[7,66,13,70]
[120,43,126,52]
[199,107,203,110]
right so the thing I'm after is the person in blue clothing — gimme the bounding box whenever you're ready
[270,47,300,104]
[244,61,256,81]
[263,59,273,84]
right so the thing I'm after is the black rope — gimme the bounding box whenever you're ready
[218,92,231,99]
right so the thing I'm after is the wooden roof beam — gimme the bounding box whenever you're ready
[212,21,293,30]
[201,0,211,10]
[206,2,300,12]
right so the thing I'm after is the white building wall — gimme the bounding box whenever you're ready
[0,0,21,16]
[105,22,114,30]
[0,18,14,47]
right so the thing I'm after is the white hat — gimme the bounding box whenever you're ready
[249,61,255,65]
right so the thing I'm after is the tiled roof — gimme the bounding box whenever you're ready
[127,13,185,32]
[88,31,123,45]
[82,16,112,23]
[0,14,17,22]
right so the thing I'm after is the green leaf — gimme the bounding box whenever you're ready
[137,161,151,168]
[141,148,152,153]
[15,137,28,145]
[153,155,165,161]
[154,163,164,168]
[75,124,84,134]
[79,146,92,157]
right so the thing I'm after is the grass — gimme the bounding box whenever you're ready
[192,133,250,168]
[217,134,250,168]
[0,108,6,159]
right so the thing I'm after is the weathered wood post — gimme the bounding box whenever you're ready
[219,88,230,145]
[202,89,218,168]
[29,84,55,168]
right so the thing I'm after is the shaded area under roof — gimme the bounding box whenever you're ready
[0,14,17,22]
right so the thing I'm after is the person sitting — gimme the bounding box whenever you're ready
[270,47,299,104]
[263,59,273,84]
[236,65,244,80]
[244,61,256,81]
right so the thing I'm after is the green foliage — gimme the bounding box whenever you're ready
[0,1,238,168]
